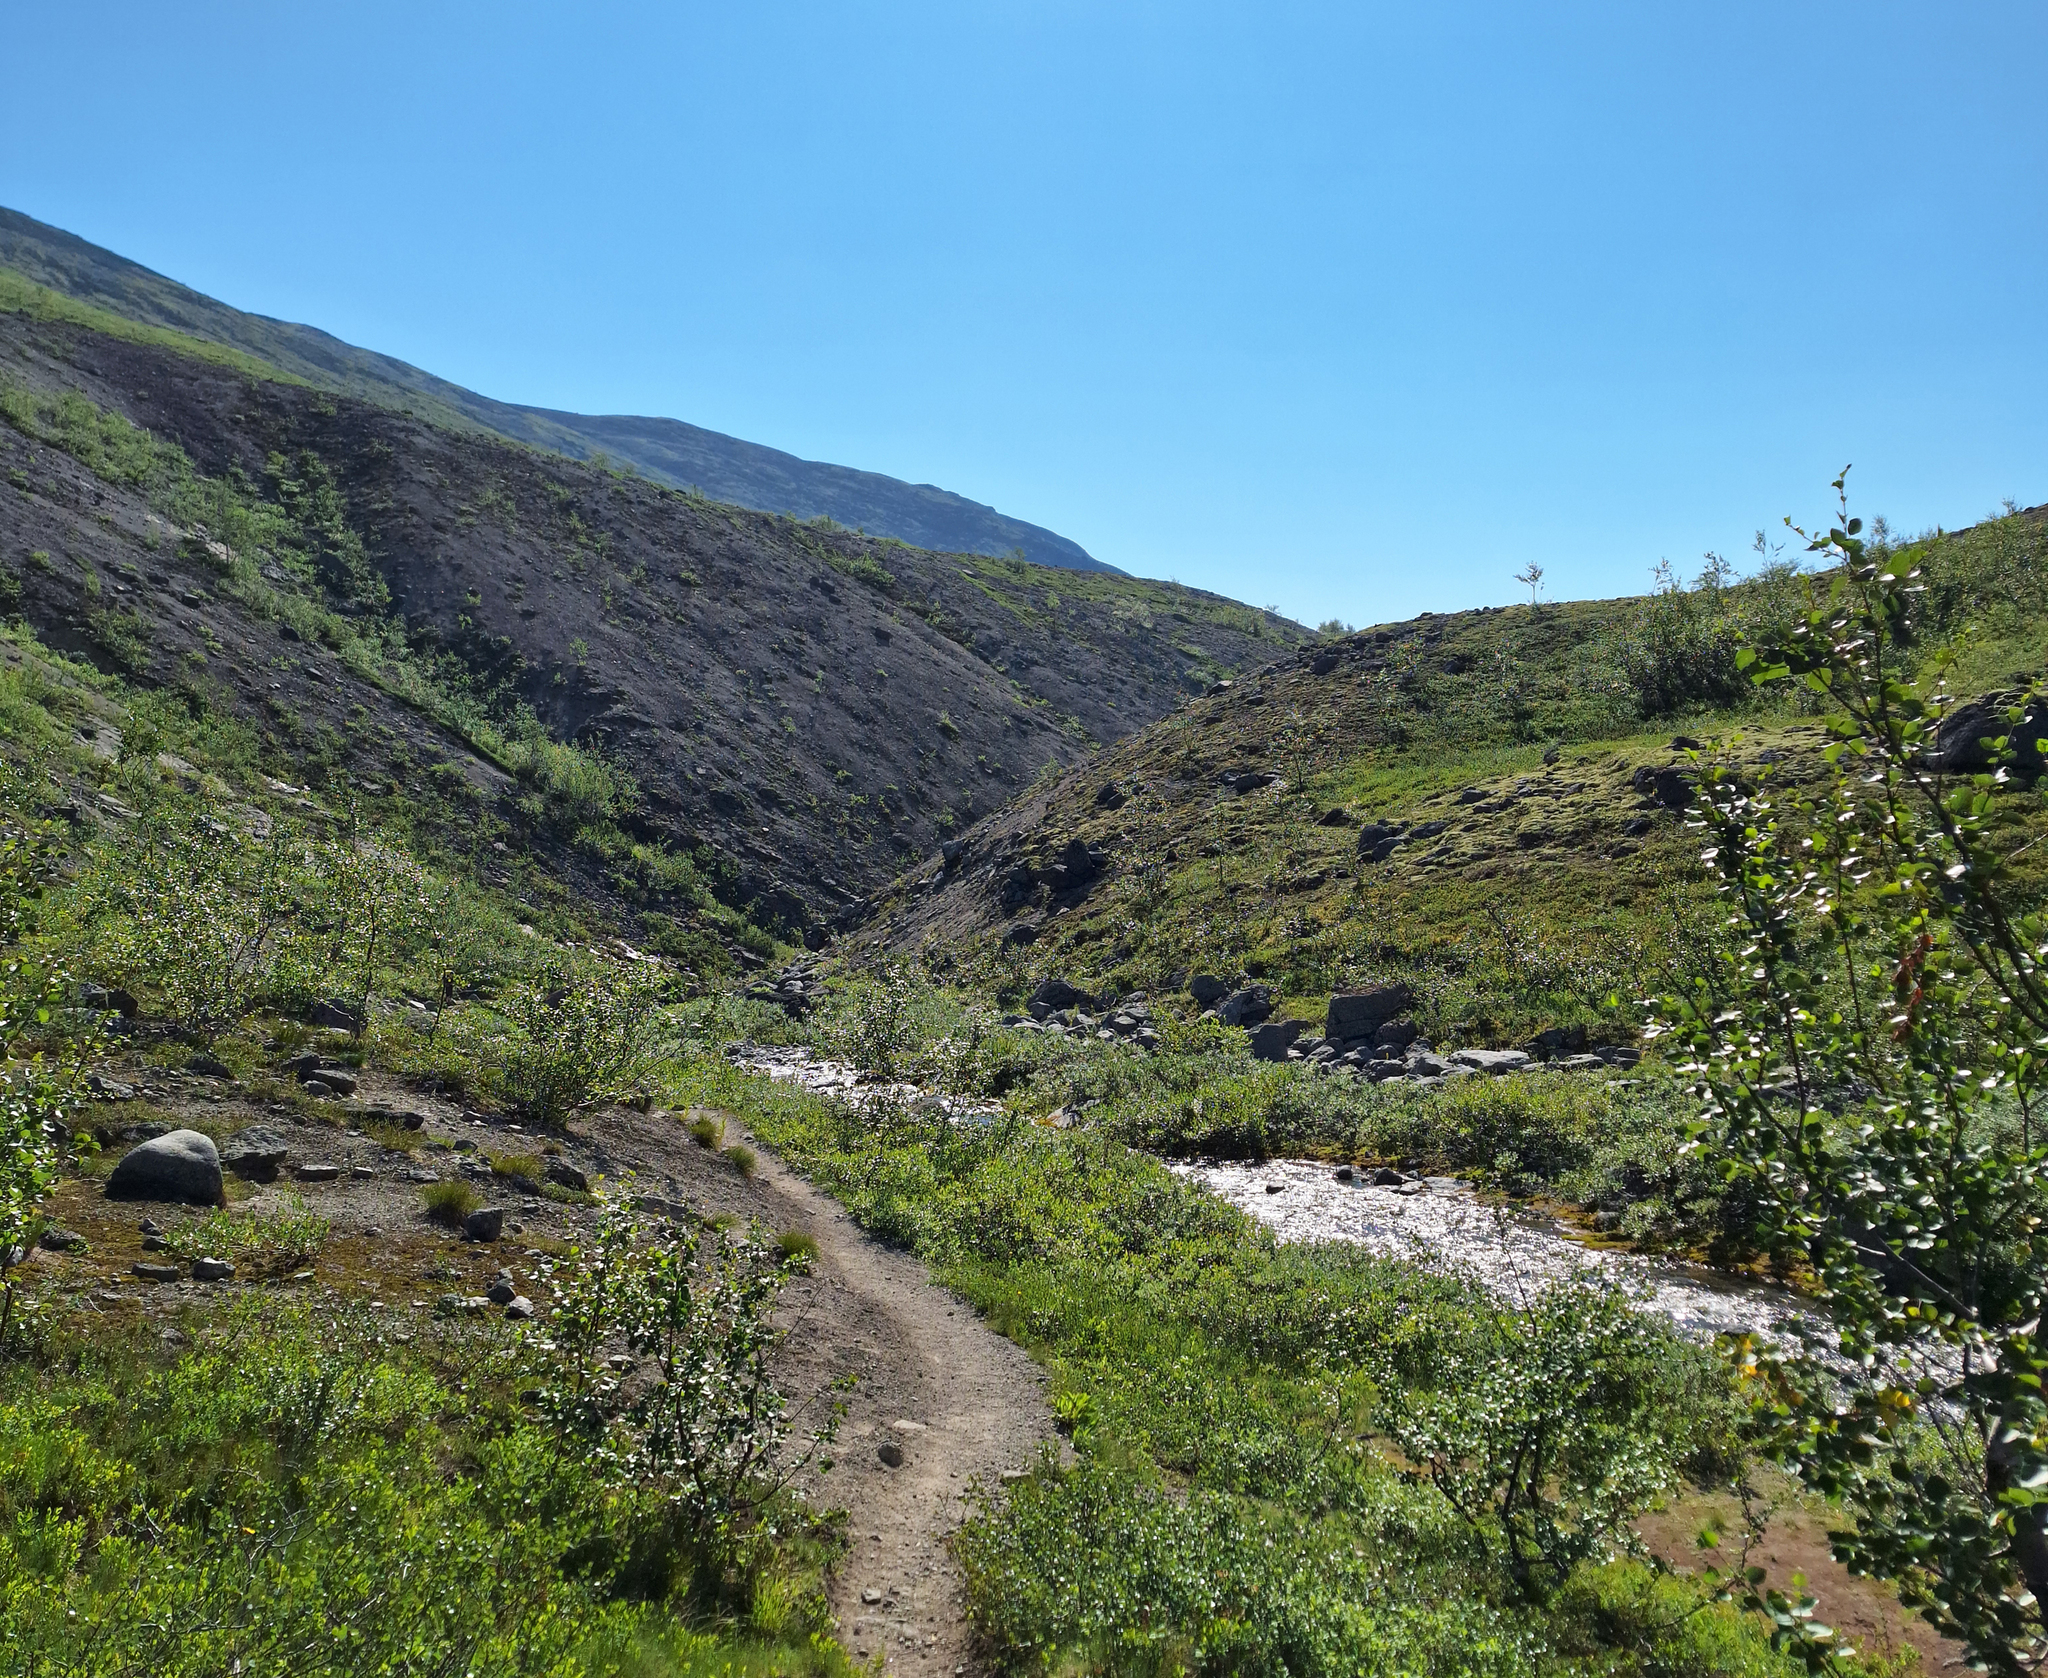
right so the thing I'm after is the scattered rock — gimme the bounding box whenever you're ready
[295,1163,342,1183]
[106,1129,223,1204]
[1369,1166,1407,1186]
[1326,986,1413,1044]
[1621,816,1653,837]
[80,984,139,1018]
[1526,1025,1589,1061]
[1450,1048,1532,1074]
[1028,977,1095,1019]
[131,1261,183,1283]
[877,1441,905,1468]
[1263,1181,1284,1194]
[486,1279,517,1305]
[185,1051,233,1080]
[308,999,363,1032]
[1248,1018,1308,1061]
[1217,985,1275,1028]
[1187,974,1229,1007]
[85,1073,137,1102]
[37,1226,83,1251]
[545,1158,589,1192]
[463,1207,506,1243]
[192,1257,235,1283]
[1315,807,1353,826]
[1093,780,1127,809]
[1395,1178,1428,1196]
[505,1296,534,1319]
[221,1125,290,1181]
[1220,769,1278,794]
[1373,1017,1419,1050]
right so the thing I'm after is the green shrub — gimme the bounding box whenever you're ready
[688,1114,724,1149]
[481,958,668,1127]
[0,1291,854,1673]
[722,1144,758,1177]
[775,1229,818,1266]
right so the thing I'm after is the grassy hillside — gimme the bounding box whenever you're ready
[860,503,2048,1049]
[0,206,1114,571]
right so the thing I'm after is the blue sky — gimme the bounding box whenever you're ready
[6,2,2043,624]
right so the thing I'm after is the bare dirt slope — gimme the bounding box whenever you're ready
[39,1060,1053,1674]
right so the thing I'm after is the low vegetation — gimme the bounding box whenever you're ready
[2,259,2044,1675]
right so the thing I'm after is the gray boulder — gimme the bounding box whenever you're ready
[463,1207,506,1243]
[1925,690,2048,776]
[1373,1018,1419,1050]
[106,1129,222,1204]
[1450,1048,1532,1075]
[1248,1019,1307,1061]
[545,1158,590,1192]
[1631,764,1694,809]
[1326,986,1414,1044]
[1217,986,1275,1028]
[1187,974,1230,1006]
[221,1125,290,1181]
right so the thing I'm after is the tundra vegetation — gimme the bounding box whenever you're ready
[4,298,2048,1673]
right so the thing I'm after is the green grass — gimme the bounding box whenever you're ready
[421,1179,481,1227]
[158,1196,332,1271]
[683,1054,1847,1677]
[0,1301,854,1675]
[0,266,311,388]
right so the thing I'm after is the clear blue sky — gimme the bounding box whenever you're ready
[6,2,2043,625]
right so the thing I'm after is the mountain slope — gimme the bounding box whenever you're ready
[0,300,1304,938]
[0,204,1114,572]
[857,505,2048,1045]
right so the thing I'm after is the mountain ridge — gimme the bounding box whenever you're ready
[0,204,1116,573]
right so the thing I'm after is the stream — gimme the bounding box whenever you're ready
[735,1044,1814,1345]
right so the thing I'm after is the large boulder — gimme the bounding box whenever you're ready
[1187,974,1230,1007]
[1248,1019,1307,1061]
[1925,691,2048,776]
[1217,986,1275,1028]
[1029,977,1095,1020]
[1326,986,1414,1044]
[1035,839,1108,896]
[106,1129,223,1204]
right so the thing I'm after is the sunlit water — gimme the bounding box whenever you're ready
[733,1044,1812,1344]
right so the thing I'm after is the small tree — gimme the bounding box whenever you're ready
[1656,473,2048,1670]
[1514,563,1545,608]
[537,1202,847,1538]
[83,797,302,1041]
[1382,1276,1692,1604]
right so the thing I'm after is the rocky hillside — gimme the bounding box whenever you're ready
[853,504,2048,1048]
[0,205,1113,571]
[0,300,1305,939]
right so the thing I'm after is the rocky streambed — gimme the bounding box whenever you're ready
[733,1044,1813,1345]
[1175,1156,1813,1343]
